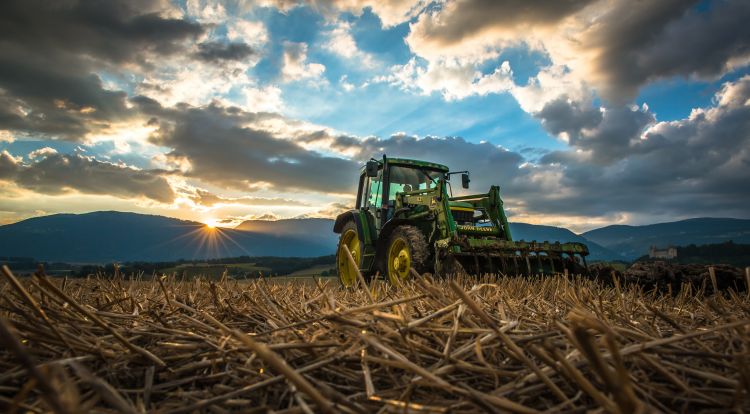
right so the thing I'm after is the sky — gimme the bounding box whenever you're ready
[0,0,749,232]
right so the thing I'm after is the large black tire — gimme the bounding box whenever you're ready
[383,225,430,285]
[336,221,362,287]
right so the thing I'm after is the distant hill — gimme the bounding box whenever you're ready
[4,212,746,264]
[508,223,619,261]
[582,218,750,260]
[0,211,336,263]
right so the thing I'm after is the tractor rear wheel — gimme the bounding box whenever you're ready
[385,225,429,285]
[336,221,361,287]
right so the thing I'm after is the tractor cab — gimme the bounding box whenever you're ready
[356,157,448,232]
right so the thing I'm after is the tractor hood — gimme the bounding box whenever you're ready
[448,201,474,210]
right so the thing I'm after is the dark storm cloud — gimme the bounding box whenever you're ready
[0,150,175,203]
[586,0,750,101]
[194,42,255,62]
[141,102,359,194]
[0,0,204,140]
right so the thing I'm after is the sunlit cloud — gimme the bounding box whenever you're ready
[281,41,326,83]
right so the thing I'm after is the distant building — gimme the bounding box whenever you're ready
[649,245,677,259]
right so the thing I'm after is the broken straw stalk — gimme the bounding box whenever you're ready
[0,264,749,413]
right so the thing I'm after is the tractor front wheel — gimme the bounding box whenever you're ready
[385,225,429,285]
[336,221,361,287]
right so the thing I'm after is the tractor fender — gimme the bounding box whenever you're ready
[333,211,357,234]
[333,210,375,245]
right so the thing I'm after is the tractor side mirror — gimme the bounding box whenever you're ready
[461,173,470,189]
[365,160,379,177]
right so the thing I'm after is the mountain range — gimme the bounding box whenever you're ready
[0,211,748,263]
[0,212,334,263]
[582,218,750,260]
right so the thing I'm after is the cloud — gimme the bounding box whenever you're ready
[578,0,750,102]
[135,52,262,107]
[324,21,375,67]
[537,102,656,164]
[407,0,595,59]
[227,19,269,47]
[194,42,255,62]
[0,151,175,203]
[184,188,308,207]
[27,147,58,160]
[510,65,591,114]
[0,151,21,177]
[141,102,358,194]
[533,76,750,217]
[402,0,750,103]
[260,0,426,27]
[281,42,326,82]
[0,0,203,66]
[339,75,355,92]
[378,58,514,100]
[297,202,350,218]
[534,97,603,143]
[0,62,135,140]
[242,85,284,112]
[0,131,14,143]
[0,0,204,141]
[186,0,228,23]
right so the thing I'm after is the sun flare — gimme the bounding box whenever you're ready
[204,218,217,229]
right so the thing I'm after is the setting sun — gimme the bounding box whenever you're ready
[204,219,218,229]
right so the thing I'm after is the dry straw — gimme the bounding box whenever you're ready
[1,264,749,413]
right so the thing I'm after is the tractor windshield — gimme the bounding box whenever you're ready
[387,165,443,200]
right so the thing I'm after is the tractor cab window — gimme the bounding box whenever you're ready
[365,168,383,209]
[387,165,442,201]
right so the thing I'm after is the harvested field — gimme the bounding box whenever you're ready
[592,261,750,294]
[1,266,750,413]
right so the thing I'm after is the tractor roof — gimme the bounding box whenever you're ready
[375,157,449,172]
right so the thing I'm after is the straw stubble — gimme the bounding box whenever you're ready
[0,268,748,413]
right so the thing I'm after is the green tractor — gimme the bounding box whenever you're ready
[333,155,589,286]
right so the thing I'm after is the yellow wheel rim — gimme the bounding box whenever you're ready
[387,237,411,284]
[337,229,360,287]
